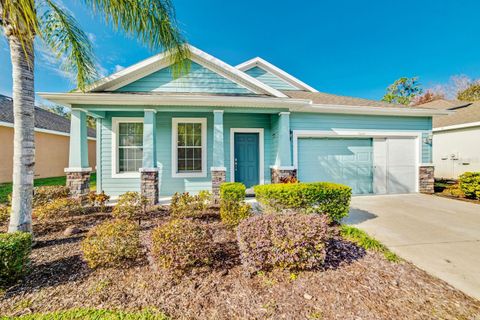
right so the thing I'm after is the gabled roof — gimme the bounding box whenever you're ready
[416,99,480,129]
[282,90,401,108]
[0,95,96,137]
[236,57,318,92]
[417,99,471,111]
[87,45,287,98]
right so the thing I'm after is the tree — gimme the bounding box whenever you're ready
[411,90,445,106]
[382,77,423,105]
[457,83,480,101]
[2,0,189,233]
[45,104,96,128]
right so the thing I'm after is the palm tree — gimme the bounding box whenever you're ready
[1,0,189,233]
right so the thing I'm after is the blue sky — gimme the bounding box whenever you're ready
[2,0,480,103]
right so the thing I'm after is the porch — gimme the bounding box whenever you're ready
[65,107,297,204]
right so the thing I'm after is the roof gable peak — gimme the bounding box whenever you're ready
[236,57,318,93]
[86,44,287,98]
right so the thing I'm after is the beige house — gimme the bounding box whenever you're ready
[419,99,480,179]
[0,95,96,183]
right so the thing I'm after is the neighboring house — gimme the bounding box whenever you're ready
[39,45,445,203]
[0,94,96,183]
[418,99,480,179]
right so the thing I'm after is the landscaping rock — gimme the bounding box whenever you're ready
[63,226,81,236]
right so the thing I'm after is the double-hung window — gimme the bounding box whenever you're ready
[113,118,143,177]
[172,118,207,177]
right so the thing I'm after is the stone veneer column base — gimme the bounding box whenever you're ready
[65,168,92,199]
[419,165,434,194]
[270,166,297,184]
[140,168,159,205]
[211,167,226,205]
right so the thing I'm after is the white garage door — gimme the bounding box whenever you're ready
[374,137,417,194]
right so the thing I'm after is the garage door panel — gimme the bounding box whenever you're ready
[298,138,373,195]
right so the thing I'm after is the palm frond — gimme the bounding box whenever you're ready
[82,0,190,76]
[39,0,98,91]
[1,0,39,63]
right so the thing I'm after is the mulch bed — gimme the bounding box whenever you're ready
[434,193,480,205]
[1,209,480,320]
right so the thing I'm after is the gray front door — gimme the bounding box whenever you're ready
[234,133,260,188]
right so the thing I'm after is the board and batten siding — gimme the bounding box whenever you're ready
[244,66,299,91]
[98,111,274,196]
[289,113,433,164]
[116,61,254,94]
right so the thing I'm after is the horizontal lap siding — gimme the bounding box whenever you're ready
[116,61,253,94]
[100,111,144,196]
[244,66,299,90]
[290,113,433,164]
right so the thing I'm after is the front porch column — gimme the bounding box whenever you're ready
[271,112,297,183]
[65,109,91,198]
[140,109,159,205]
[211,110,226,203]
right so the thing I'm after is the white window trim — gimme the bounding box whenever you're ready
[230,128,265,185]
[171,118,207,178]
[111,117,144,178]
[292,129,423,193]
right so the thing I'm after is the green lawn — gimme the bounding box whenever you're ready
[4,308,168,319]
[0,173,96,205]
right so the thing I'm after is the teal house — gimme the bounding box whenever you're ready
[40,45,446,204]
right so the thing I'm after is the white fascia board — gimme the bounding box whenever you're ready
[85,44,287,98]
[292,103,452,117]
[0,121,96,140]
[37,92,310,108]
[433,121,480,132]
[236,57,318,92]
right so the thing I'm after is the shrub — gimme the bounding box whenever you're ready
[33,198,84,221]
[459,172,480,199]
[32,185,70,207]
[81,219,140,268]
[0,205,10,224]
[220,182,246,202]
[87,191,110,212]
[219,182,250,228]
[0,232,32,286]
[170,191,211,218]
[442,184,465,198]
[254,182,352,223]
[236,213,329,274]
[151,219,214,273]
[112,192,148,221]
[220,201,252,228]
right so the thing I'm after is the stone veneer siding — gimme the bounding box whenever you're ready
[271,167,297,184]
[140,170,159,205]
[419,166,434,194]
[66,170,91,198]
[211,169,226,204]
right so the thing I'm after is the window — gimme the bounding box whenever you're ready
[112,118,143,178]
[172,118,207,177]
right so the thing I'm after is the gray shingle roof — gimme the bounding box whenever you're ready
[417,99,480,128]
[0,94,96,137]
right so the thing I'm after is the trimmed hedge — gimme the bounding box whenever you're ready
[459,172,480,199]
[170,191,211,218]
[237,213,329,274]
[151,219,214,273]
[0,232,32,286]
[112,192,148,221]
[219,182,251,228]
[220,182,246,202]
[32,185,70,207]
[33,198,84,221]
[254,182,352,223]
[81,219,141,268]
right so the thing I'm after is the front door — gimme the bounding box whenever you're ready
[234,133,259,188]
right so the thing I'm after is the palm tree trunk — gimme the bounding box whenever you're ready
[7,35,35,233]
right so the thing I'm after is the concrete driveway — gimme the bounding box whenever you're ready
[345,194,480,300]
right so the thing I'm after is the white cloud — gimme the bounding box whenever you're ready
[87,32,96,45]
[114,64,125,73]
